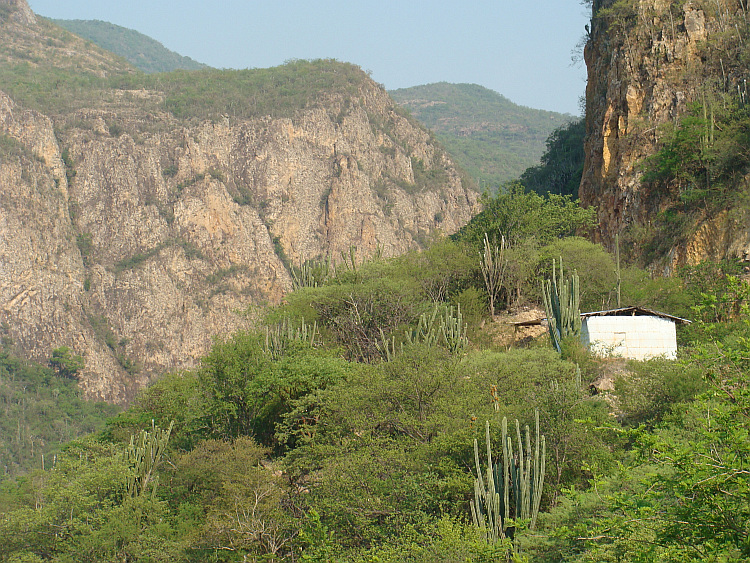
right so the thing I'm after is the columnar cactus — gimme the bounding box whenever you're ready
[480,232,507,317]
[440,304,468,354]
[263,317,319,358]
[379,304,468,361]
[471,412,546,545]
[541,257,581,353]
[125,420,174,498]
[291,257,333,289]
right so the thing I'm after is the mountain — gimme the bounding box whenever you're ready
[51,19,208,73]
[390,83,574,191]
[0,0,478,402]
[581,0,750,269]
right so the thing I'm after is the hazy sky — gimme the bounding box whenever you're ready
[26,0,591,115]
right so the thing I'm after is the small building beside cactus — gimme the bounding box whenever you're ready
[580,307,691,360]
[513,306,691,360]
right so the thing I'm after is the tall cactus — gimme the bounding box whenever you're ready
[380,304,468,361]
[471,412,546,545]
[291,257,332,289]
[541,257,581,353]
[480,232,507,317]
[263,317,319,359]
[125,420,174,498]
[440,304,468,354]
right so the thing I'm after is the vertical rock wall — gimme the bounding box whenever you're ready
[580,0,750,266]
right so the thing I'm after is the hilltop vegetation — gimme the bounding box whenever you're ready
[52,19,208,74]
[0,57,373,122]
[2,188,748,561]
[391,83,574,191]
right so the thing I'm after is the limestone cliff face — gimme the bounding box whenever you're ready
[581,0,750,268]
[0,15,477,401]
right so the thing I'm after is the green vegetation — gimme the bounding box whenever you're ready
[472,414,546,550]
[0,59,372,123]
[0,350,120,478]
[52,19,208,74]
[3,195,745,560]
[520,118,585,197]
[638,92,750,261]
[49,346,84,379]
[587,0,750,263]
[454,186,597,308]
[131,59,367,122]
[391,83,575,191]
[541,258,581,353]
[114,242,169,273]
[0,133,36,160]
[455,184,596,248]
[75,232,93,266]
[5,11,750,558]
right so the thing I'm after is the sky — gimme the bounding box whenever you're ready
[26,1,591,116]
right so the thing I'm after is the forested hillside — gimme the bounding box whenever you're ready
[2,189,748,561]
[391,83,574,191]
[51,19,208,73]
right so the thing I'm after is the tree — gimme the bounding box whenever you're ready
[521,118,585,198]
[453,183,596,249]
[171,437,298,560]
[49,346,84,378]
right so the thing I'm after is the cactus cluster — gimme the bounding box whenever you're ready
[541,257,581,353]
[480,232,507,317]
[471,412,546,545]
[291,245,385,290]
[441,304,469,354]
[263,317,319,359]
[377,304,468,360]
[125,420,174,498]
[291,257,333,290]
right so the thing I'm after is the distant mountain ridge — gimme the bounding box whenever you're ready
[45,18,566,191]
[390,83,574,191]
[51,18,207,73]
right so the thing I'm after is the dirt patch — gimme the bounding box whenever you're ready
[485,306,547,348]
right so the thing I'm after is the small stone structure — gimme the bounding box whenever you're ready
[581,307,691,360]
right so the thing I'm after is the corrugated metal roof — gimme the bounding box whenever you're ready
[511,306,692,326]
[580,306,692,324]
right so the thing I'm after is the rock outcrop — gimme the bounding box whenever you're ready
[0,8,478,402]
[580,0,750,269]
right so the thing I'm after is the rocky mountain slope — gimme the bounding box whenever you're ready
[0,0,478,402]
[581,0,750,268]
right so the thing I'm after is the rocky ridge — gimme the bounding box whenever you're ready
[0,1,478,402]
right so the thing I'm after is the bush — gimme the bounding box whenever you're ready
[615,358,708,427]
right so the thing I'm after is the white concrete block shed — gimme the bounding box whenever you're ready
[580,307,692,360]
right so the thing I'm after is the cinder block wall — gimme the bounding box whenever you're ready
[581,316,677,360]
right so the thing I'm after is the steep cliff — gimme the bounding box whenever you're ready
[581,0,750,268]
[0,1,478,402]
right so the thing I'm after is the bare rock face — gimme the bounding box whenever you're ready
[0,92,127,400]
[0,76,478,402]
[580,0,750,268]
